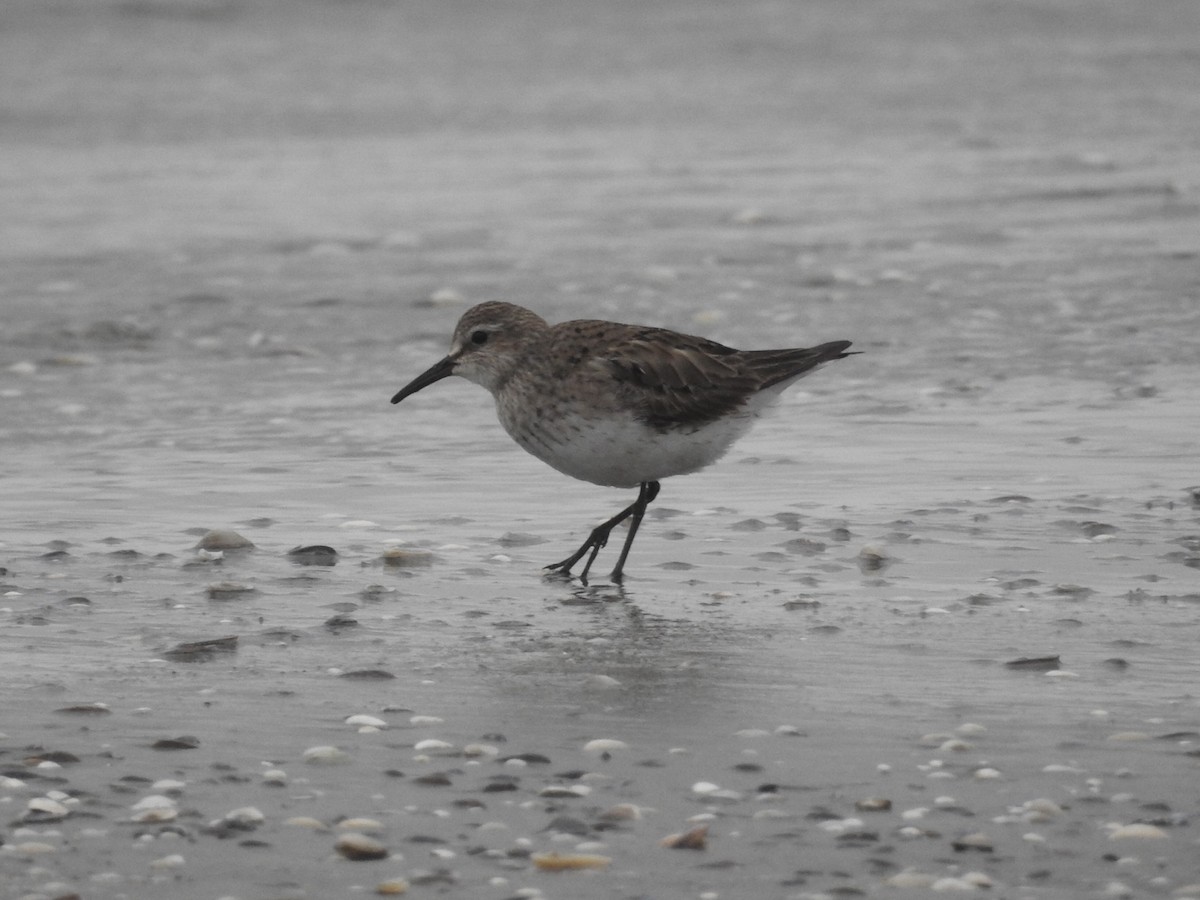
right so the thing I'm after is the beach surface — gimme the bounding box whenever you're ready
[2,1,1199,898]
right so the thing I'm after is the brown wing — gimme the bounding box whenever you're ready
[740,341,856,389]
[603,333,855,430]
[600,329,762,430]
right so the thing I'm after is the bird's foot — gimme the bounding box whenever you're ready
[544,527,612,585]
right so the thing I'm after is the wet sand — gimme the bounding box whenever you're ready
[2,1,1199,898]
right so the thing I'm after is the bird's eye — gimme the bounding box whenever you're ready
[470,330,489,345]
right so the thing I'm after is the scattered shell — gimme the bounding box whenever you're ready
[131,795,177,812]
[661,824,709,850]
[284,816,328,830]
[152,736,200,751]
[149,853,186,870]
[583,738,628,756]
[857,545,892,572]
[730,207,771,225]
[538,785,591,798]
[162,636,238,662]
[1109,823,1168,840]
[1107,731,1152,742]
[952,831,994,852]
[54,702,111,715]
[425,286,465,306]
[1005,655,1060,671]
[222,807,266,828]
[345,714,388,729]
[886,871,936,889]
[855,797,892,812]
[733,728,770,739]
[939,739,973,753]
[463,743,500,758]
[1021,798,1064,820]
[413,772,453,786]
[931,875,983,891]
[598,803,643,822]
[23,797,71,822]
[335,833,390,861]
[205,581,256,600]
[195,530,255,551]
[530,851,611,871]
[303,745,351,765]
[376,879,409,895]
[413,738,456,754]
[132,806,178,823]
[382,548,434,567]
[338,817,385,833]
[287,545,338,566]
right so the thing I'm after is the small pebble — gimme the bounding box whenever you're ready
[336,833,390,861]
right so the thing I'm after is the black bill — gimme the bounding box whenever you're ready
[391,356,457,404]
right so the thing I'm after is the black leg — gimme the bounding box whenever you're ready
[544,493,642,582]
[545,481,660,585]
[609,481,660,583]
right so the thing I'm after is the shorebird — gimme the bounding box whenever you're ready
[392,301,855,584]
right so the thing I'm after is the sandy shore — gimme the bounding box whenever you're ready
[2,1,1199,898]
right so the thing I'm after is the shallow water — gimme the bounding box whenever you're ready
[3,1,1200,898]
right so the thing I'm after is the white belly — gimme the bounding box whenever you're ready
[499,405,759,488]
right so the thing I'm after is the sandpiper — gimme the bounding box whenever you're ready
[392,301,855,584]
